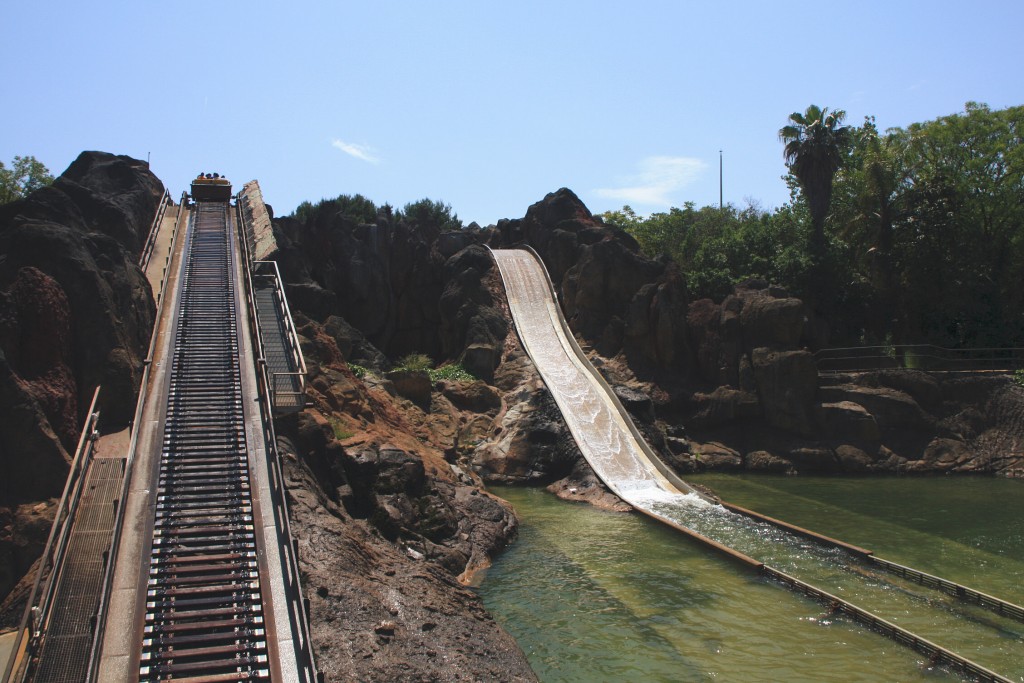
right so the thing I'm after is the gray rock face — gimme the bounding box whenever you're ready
[751,348,819,436]
[819,384,927,429]
[438,246,508,382]
[0,152,160,492]
[384,369,432,409]
[737,289,805,352]
[273,211,447,360]
[820,401,881,443]
[689,387,760,429]
[0,151,160,607]
[276,424,537,682]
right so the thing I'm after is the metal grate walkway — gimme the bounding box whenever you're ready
[253,276,303,413]
[32,458,124,683]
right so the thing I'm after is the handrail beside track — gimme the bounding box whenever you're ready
[138,189,172,271]
[3,387,101,683]
[235,199,320,682]
[253,259,307,412]
[814,344,1024,373]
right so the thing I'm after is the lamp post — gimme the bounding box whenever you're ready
[719,150,723,210]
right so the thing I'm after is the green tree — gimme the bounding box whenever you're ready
[779,105,851,258]
[293,193,378,225]
[0,155,54,204]
[893,103,1024,345]
[830,118,913,342]
[400,198,462,232]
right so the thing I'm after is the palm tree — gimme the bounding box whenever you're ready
[779,105,851,257]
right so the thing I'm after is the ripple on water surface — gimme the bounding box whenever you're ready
[479,481,1024,683]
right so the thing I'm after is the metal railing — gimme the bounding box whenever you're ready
[868,556,1024,622]
[253,259,307,413]
[814,344,1024,373]
[138,189,172,271]
[763,566,1011,683]
[235,199,320,682]
[3,388,101,683]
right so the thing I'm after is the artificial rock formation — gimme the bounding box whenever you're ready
[0,152,161,605]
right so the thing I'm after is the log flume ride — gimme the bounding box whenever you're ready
[491,247,1023,683]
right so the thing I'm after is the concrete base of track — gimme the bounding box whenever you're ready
[0,630,15,678]
[145,204,188,303]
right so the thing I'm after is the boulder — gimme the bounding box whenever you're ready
[784,446,839,473]
[436,230,475,259]
[612,385,656,423]
[284,283,340,323]
[438,246,508,382]
[692,442,743,470]
[461,343,501,383]
[751,348,819,436]
[561,236,663,348]
[441,380,502,414]
[906,437,975,474]
[272,205,448,359]
[835,444,874,472]
[735,282,805,352]
[686,298,724,384]
[819,401,881,443]
[472,381,580,484]
[689,387,760,429]
[745,450,794,473]
[0,152,159,506]
[321,314,388,369]
[623,271,690,367]
[819,384,926,429]
[0,351,71,505]
[385,369,432,409]
[857,369,942,411]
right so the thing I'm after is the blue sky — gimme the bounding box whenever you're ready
[3,1,1022,226]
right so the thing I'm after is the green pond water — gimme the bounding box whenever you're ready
[477,477,1024,682]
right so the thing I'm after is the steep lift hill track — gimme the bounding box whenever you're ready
[4,189,318,683]
[139,201,268,680]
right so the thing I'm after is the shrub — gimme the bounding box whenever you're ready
[428,363,475,382]
[396,353,433,373]
[328,416,354,441]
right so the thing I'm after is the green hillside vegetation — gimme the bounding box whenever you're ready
[293,194,462,232]
[0,155,53,204]
[603,103,1024,348]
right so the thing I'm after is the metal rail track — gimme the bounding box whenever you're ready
[138,202,270,681]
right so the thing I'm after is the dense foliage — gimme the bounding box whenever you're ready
[0,155,53,204]
[292,194,462,232]
[604,103,1024,348]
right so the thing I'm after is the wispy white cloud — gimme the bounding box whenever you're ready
[331,138,380,164]
[594,156,706,206]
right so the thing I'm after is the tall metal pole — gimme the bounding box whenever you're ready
[719,150,723,210]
